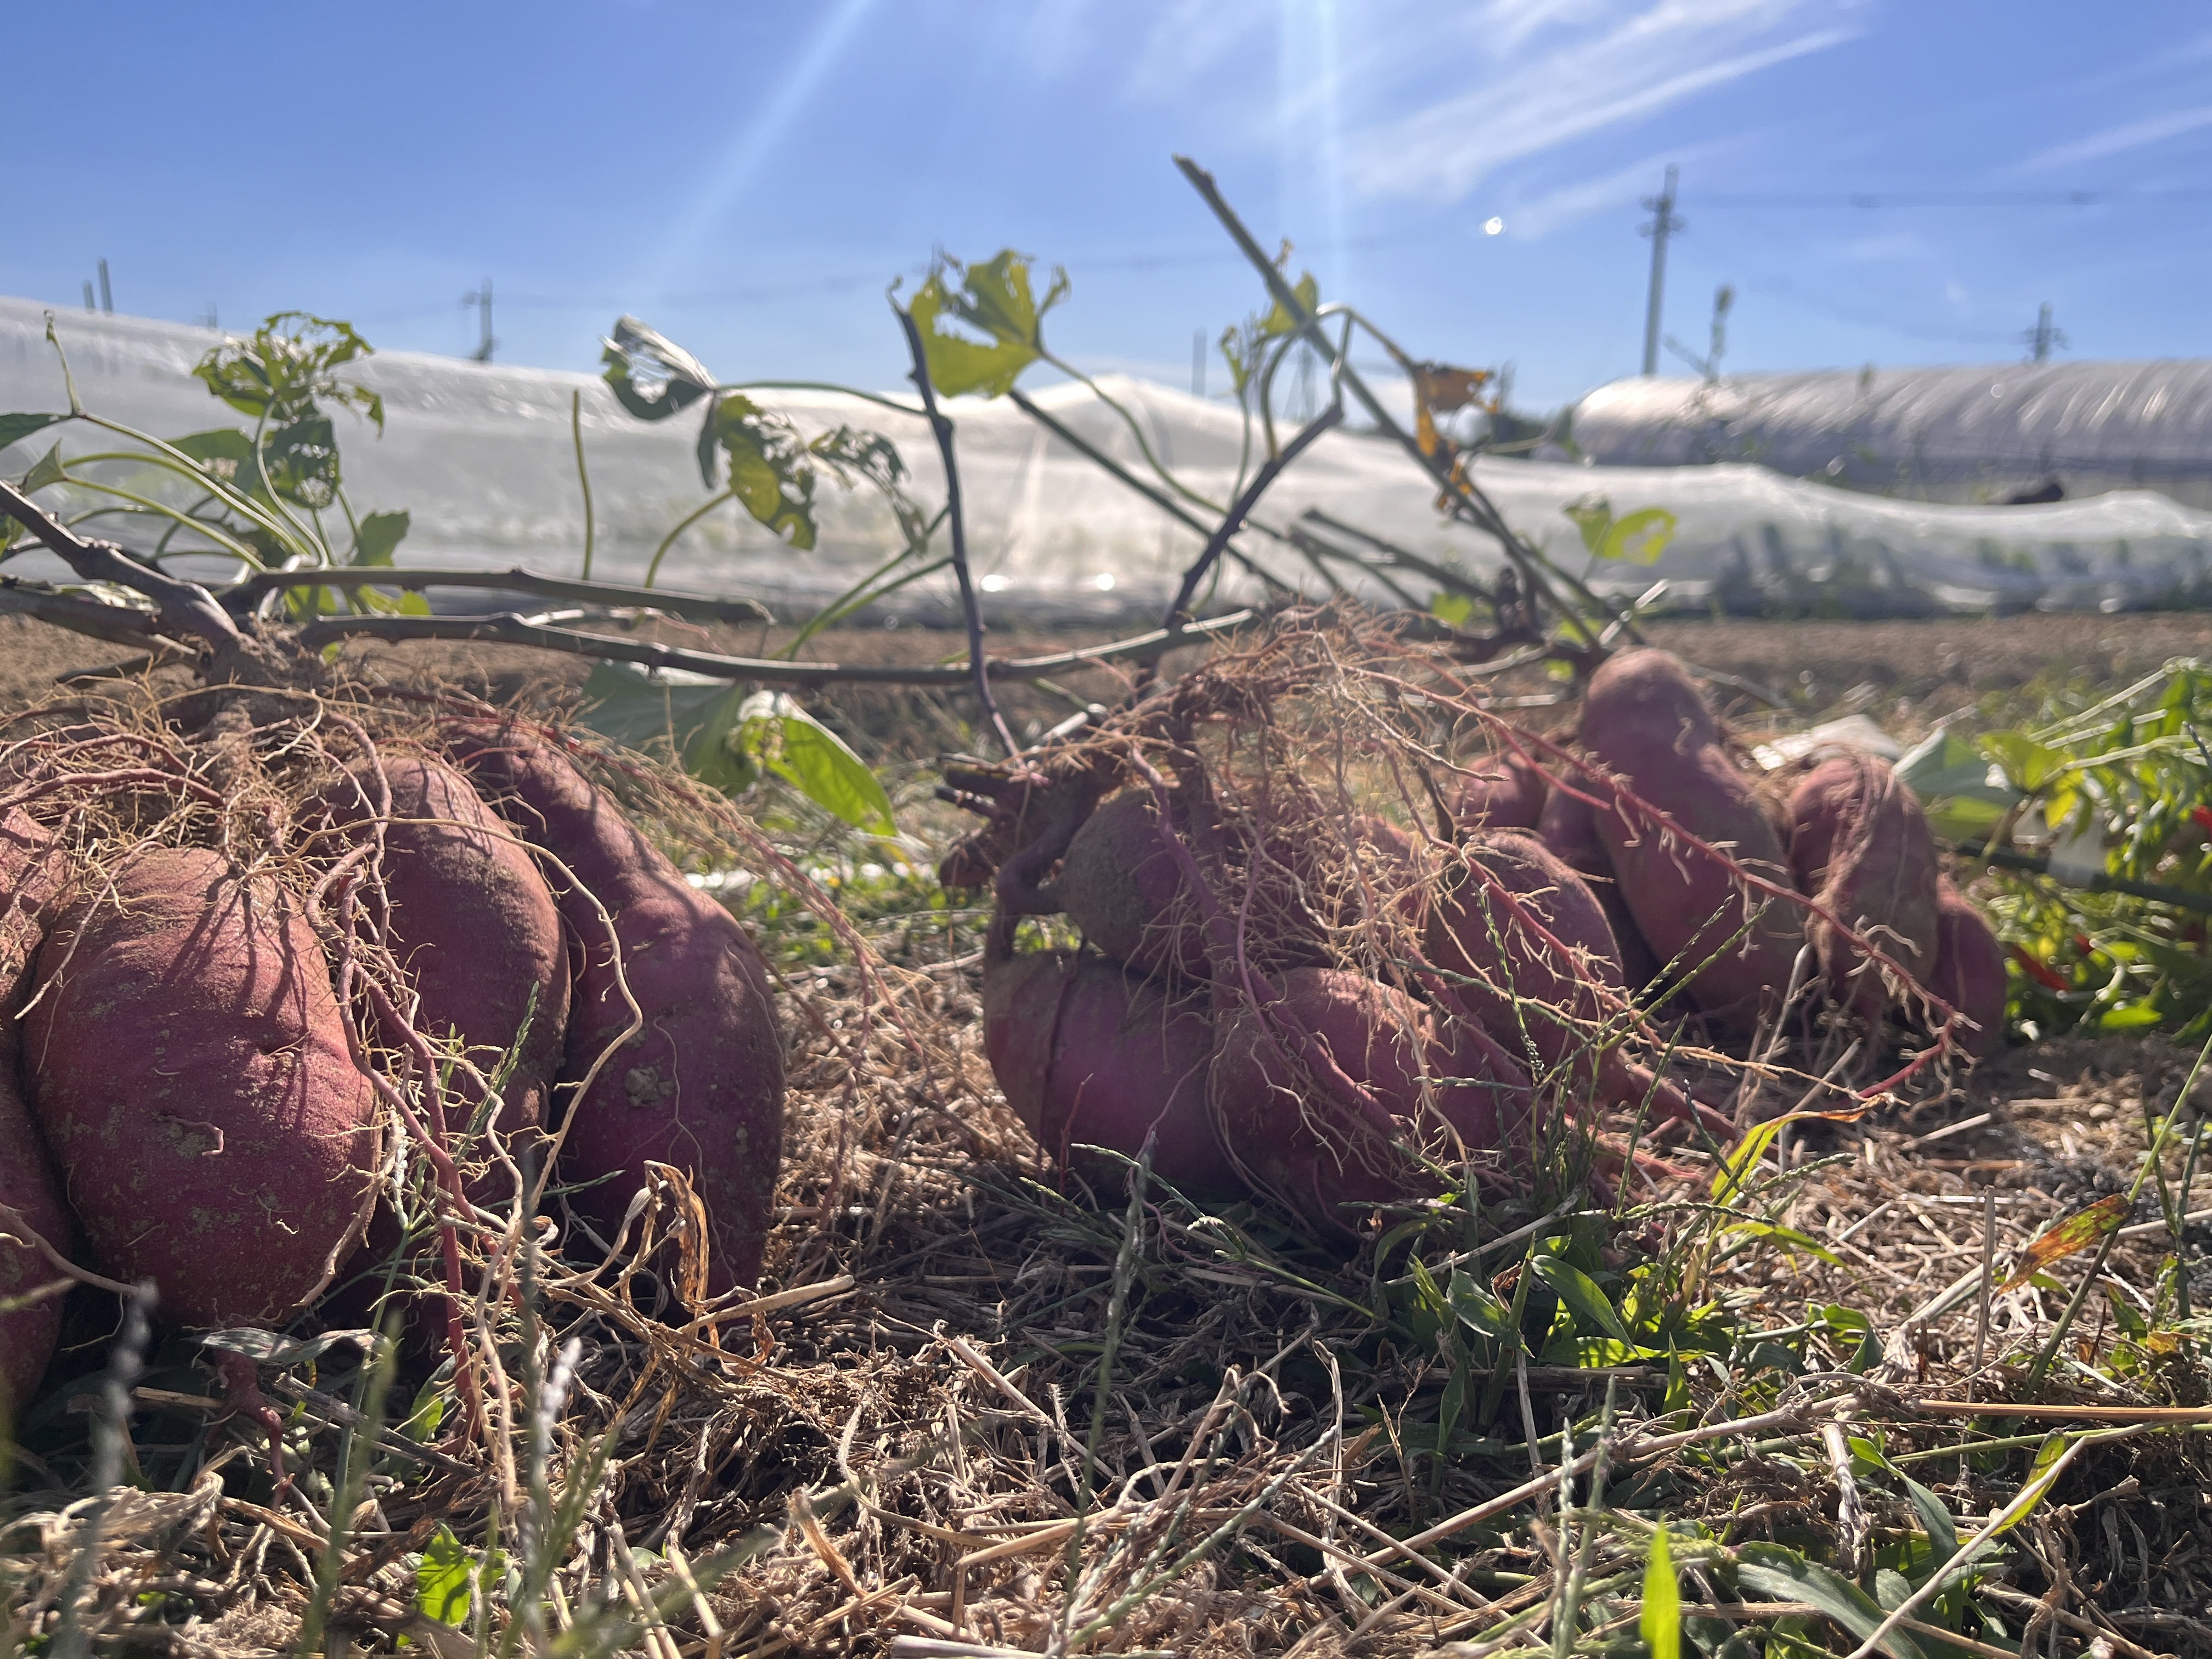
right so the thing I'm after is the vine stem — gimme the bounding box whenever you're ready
[1164,401,1342,626]
[0,478,242,654]
[1172,156,1623,651]
[643,488,733,589]
[572,389,596,580]
[1004,387,1299,603]
[222,563,769,625]
[893,304,1018,758]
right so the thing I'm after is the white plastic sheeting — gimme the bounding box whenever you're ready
[1571,360,2212,510]
[8,299,2212,622]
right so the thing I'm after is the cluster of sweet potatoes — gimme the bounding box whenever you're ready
[0,712,783,1417]
[1541,649,2004,1055]
[950,646,2004,1243]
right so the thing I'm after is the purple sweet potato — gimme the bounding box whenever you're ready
[312,754,570,1170]
[1784,751,1940,1018]
[448,725,785,1297]
[26,848,376,1328]
[983,946,1237,1195]
[0,1065,67,1412]
[1578,650,1801,1031]
[1208,968,1529,1239]
[1535,780,1661,991]
[1056,789,1211,979]
[1454,753,1546,833]
[1056,787,1332,981]
[1425,830,1695,1123]
[1,809,71,1409]
[1929,877,2006,1057]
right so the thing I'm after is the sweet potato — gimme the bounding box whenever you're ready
[0,809,70,1407]
[1454,753,1546,833]
[1055,788,1215,979]
[1578,650,1800,1031]
[0,1066,67,1412]
[1208,968,1528,1238]
[1425,830,1694,1123]
[1784,751,1940,1018]
[311,754,570,1174]
[1056,787,1333,981]
[1929,877,2006,1057]
[1534,780,1661,991]
[448,725,785,1297]
[983,946,1237,1195]
[26,848,376,1328]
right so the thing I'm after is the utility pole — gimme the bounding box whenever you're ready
[97,258,112,314]
[2024,301,2066,364]
[1192,328,1205,398]
[462,278,495,363]
[1639,166,1683,377]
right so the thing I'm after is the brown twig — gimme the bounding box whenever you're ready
[220,565,772,626]
[298,607,1259,685]
[0,478,242,656]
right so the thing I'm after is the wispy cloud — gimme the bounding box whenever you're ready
[2012,104,2212,173]
[1125,0,1269,100]
[1348,4,1853,202]
[1502,138,1734,237]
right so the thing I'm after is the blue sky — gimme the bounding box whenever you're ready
[8,2,2211,410]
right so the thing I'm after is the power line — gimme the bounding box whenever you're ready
[1694,187,2212,209]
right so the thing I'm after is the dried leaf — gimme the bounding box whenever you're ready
[2000,1193,2129,1291]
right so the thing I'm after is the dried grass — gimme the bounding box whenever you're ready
[4,617,2211,1659]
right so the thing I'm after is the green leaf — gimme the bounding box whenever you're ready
[905,250,1069,399]
[577,661,732,759]
[1895,729,2025,839]
[1256,269,1321,341]
[1562,493,1614,556]
[20,443,68,494]
[1711,1114,1790,1207]
[170,428,256,490]
[730,691,895,835]
[1446,1267,1510,1339]
[416,1524,474,1626]
[194,313,382,433]
[350,509,410,567]
[702,393,819,547]
[1642,1527,1681,1659]
[1898,1472,1960,1561]
[402,1381,446,1444]
[2099,1003,2165,1031]
[259,414,342,507]
[1717,1220,1841,1266]
[1530,1254,1629,1344]
[680,679,764,797]
[1983,729,2064,792]
[1430,591,1476,628]
[0,412,65,455]
[577,664,891,831]
[1737,1543,1927,1659]
[600,315,716,422]
[1599,506,1676,565]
